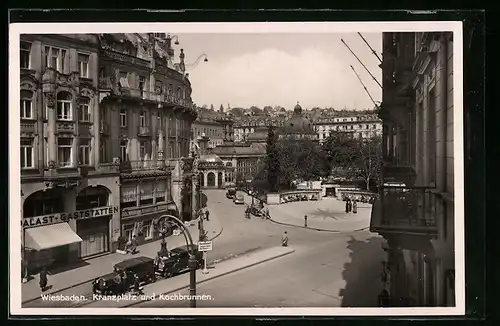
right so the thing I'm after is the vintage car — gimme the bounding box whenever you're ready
[92,256,155,295]
[226,188,236,199]
[155,244,205,278]
[233,193,245,205]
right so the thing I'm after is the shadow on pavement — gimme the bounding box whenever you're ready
[339,235,386,307]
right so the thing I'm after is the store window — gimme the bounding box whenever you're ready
[155,179,166,203]
[142,220,153,240]
[139,182,154,206]
[121,183,137,209]
[123,224,134,243]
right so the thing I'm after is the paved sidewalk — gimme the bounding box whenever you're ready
[82,245,296,308]
[22,214,223,304]
[267,197,372,232]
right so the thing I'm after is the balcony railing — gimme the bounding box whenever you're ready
[371,185,437,235]
[119,159,169,173]
[99,76,113,89]
[137,125,150,136]
[96,162,120,174]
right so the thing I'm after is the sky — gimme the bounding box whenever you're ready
[176,33,382,111]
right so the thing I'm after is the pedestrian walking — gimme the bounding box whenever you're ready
[345,199,350,213]
[352,200,358,214]
[281,231,288,247]
[130,235,138,254]
[304,215,308,228]
[39,267,48,292]
[133,273,142,295]
[265,207,270,219]
[121,271,128,293]
[205,210,210,221]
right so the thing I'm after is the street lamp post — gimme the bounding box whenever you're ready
[154,214,198,308]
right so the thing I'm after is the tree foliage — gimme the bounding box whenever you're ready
[265,126,280,192]
[230,107,244,116]
[321,133,382,191]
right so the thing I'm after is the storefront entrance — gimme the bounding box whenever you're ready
[77,216,110,258]
[75,185,112,258]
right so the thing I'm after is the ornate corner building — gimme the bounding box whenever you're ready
[371,32,455,307]
[19,33,201,270]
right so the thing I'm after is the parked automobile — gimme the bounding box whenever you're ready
[233,193,245,205]
[92,256,156,295]
[226,188,236,199]
[155,244,205,278]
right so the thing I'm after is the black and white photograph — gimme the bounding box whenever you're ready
[9,21,464,316]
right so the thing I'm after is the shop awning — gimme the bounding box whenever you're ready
[24,223,83,251]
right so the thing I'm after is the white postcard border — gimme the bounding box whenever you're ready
[9,21,465,316]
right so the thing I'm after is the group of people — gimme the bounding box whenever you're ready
[345,198,358,214]
[112,270,143,294]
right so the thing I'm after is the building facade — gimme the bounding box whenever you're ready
[370,32,455,307]
[277,102,318,141]
[20,33,200,271]
[191,107,226,149]
[313,112,382,143]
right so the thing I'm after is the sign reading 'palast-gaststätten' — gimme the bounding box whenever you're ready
[22,206,119,229]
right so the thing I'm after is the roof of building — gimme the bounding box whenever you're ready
[211,143,266,157]
[278,102,316,135]
[246,131,268,141]
[199,154,224,164]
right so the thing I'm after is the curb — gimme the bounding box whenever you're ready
[122,247,296,307]
[22,219,224,305]
[267,217,369,233]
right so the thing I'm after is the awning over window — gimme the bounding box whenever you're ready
[24,223,83,251]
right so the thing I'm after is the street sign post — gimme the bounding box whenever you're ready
[198,241,212,274]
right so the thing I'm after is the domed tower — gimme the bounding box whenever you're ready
[278,101,318,140]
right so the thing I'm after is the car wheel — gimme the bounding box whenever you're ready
[164,270,173,278]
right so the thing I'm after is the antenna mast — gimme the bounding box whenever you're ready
[357,32,383,64]
[341,39,382,89]
[349,65,379,109]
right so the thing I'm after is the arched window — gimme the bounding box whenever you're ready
[20,90,33,119]
[56,91,72,121]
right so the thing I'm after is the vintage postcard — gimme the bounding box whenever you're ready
[9,21,464,316]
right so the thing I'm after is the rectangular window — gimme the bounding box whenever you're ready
[44,46,66,73]
[139,111,146,127]
[119,72,130,88]
[79,98,91,122]
[155,81,163,94]
[21,139,34,168]
[138,76,146,90]
[20,98,32,119]
[100,139,106,164]
[155,179,166,203]
[120,140,128,162]
[124,224,134,241]
[139,182,154,206]
[79,138,91,165]
[157,112,162,128]
[120,110,127,127]
[143,220,153,239]
[78,53,90,78]
[20,41,31,69]
[139,141,146,160]
[121,183,137,209]
[57,100,72,120]
[57,137,73,167]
